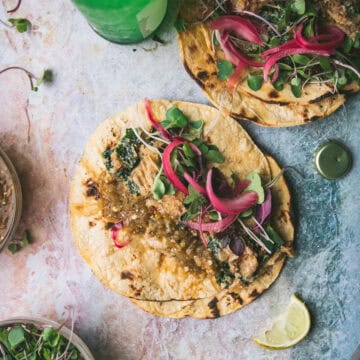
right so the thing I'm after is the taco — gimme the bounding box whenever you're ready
[178,0,360,126]
[131,155,293,318]
[69,100,293,315]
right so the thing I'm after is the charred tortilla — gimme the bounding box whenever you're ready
[70,100,293,311]
[178,0,360,127]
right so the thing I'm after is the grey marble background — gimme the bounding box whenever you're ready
[0,1,359,359]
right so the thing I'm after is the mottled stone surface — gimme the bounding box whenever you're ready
[0,1,359,359]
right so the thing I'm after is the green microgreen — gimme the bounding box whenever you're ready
[8,326,25,349]
[204,145,225,163]
[189,119,203,131]
[182,185,207,221]
[183,142,195,158]
[269,37,281,48]
[37,69,53,86]
[8,17,31,32]
[303,18,314,37]
[290,76,302,97]
[7,230,31,254]
[245,172,265,204]
[272,70,289,91]
[342,36,353,54]
[247,74,264,91]
[209,212,221,221]
[216,60,234,80]
[291,0,306,15]
[152,174,175,200]
[354,33,360,48]
[240,208,253,218]
[319,56,332,71]
[263,225,285,252]
[162,107,188,129]
[292,54,310,66]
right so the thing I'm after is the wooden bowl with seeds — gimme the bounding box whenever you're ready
[0,147,22,252]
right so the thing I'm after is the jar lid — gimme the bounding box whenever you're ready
[314,140,352,180]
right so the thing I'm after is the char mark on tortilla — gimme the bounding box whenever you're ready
[121,271,135,280]
[208,297,220,318]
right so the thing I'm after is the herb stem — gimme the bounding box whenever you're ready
[191,0,228,26]
[302,71,333,89]
[333,60,360,79]
[235,9,281,36]
[211,31,217,53]
[0,344,6,358]
[7,0,22,13]
[136,105,169,145]
[335,51,359,69]
[0,66,37,90]
[215,0,226,13]
[279,15,309,38]
[0,19,13,28]
[130,126,162,157]
[57,318,74,360]
[153,164,164,193]
[238,219,271,254]
[299,58,319,71]
[252,216,274,244]
[265,166,304,189]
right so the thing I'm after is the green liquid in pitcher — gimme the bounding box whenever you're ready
[72,0,168,44]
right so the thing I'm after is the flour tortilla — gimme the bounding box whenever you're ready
[131,156,293,318]
[70,100,292,303]
[178,1,360,126]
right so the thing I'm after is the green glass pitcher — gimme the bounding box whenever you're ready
[72,0,168,44]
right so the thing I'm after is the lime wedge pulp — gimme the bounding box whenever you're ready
[253,294,311,350]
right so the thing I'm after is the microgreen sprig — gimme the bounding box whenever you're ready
[7,230,30,254]
[8,18,31,32]
[0,17,31,32]
[0,67,53,91]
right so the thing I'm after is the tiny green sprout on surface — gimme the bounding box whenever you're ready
[7,230,30,254]
[8,18,31,33]
[36,69,54,88]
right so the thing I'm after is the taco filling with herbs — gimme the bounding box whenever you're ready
[178,0,360,126]
[70,100,294,318]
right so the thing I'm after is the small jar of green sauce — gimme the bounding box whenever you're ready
[72,0,168,44]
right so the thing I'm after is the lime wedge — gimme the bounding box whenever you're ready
[253,294,311,350]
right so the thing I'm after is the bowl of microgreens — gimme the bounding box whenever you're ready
[0,317,95,360]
